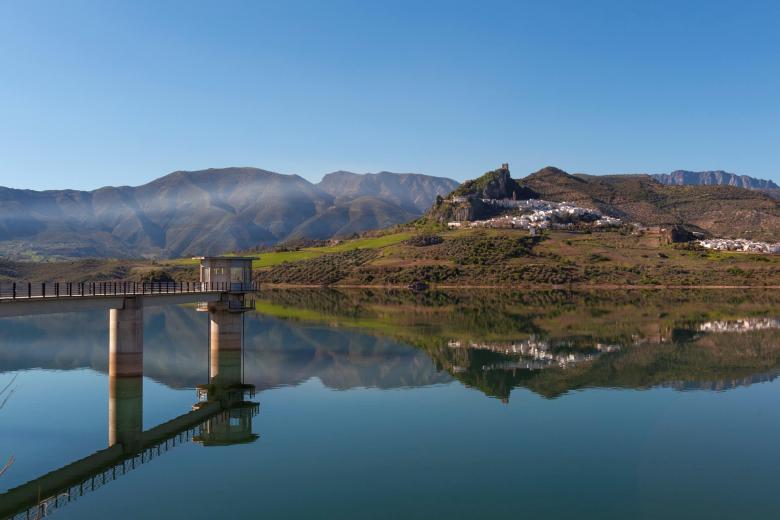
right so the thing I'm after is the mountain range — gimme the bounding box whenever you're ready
[0,168,458,260]
[652,170,780,200]
[652,170,779,190]
[1,165,777,261]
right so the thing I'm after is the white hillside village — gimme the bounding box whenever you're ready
[698,318,780,333]
[446,196,780,254]
[696,238,780,255]
[447,198,622,232]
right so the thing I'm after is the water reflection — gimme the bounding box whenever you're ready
[0,309,449,392]
[0,303,258,519]
[1,289,779,518]
[1,290,779,401]
[253,289,780,400]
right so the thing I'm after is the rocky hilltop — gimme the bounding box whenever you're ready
[428,164,538,222]
[450,163,534,200]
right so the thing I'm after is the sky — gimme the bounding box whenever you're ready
[0,0,778,191]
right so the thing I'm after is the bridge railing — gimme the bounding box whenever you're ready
[6,407,257,520]
[0,281,258,301]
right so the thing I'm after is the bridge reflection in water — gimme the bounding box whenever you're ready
[0,297,258,520]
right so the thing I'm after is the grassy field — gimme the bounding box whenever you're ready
[162,231,414,269]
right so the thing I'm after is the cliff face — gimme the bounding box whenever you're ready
[428,197,490,222]
[474,167,515,199]
[653,170,779,190]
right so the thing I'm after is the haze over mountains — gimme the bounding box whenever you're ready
[0,168,457,260]
[0,166,777,260]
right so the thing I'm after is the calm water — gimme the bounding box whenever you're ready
[1,289,780,519]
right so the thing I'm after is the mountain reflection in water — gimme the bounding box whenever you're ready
[1,289,779,402]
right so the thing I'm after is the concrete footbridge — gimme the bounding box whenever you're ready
[0,257,260,519]
[0,257,256,318]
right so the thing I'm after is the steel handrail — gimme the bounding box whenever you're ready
[0,281,257,300]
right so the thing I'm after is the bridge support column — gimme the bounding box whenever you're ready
[197,303,259,446]
[109,376,143,452]
[109,297,143,378]
[108,297,143,452]
[209,307,243,388]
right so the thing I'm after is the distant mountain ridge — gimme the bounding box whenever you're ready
[319,171,458,213]
[652,170,779,190]
[0,167,457,260]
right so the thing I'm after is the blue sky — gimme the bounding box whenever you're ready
[0,0,778,190]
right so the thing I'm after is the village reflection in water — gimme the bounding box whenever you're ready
[0,289,779,518]
[250,289,780,399]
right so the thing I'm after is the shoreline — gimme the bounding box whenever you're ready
[257,283,780,290]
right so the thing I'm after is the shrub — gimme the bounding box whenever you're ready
[139,270,175,283]
[257,249,378,285]
[588,253,610,263]
[405,234,444,247]
[441,235,541,265]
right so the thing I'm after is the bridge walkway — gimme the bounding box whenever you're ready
[0,281,252,301]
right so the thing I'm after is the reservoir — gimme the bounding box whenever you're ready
[1,289,779,519]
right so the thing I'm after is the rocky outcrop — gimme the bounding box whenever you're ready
[426,165,539,223]
[653,170,779,190]
[451,164,536,201]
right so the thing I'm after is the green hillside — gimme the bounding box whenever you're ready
[247,227,780,287]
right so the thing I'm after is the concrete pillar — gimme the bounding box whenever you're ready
[109,376,143,452]
[109,297,143,378]
[196,306,259,447]
[108,297,143,452]
[209,309,243,386]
